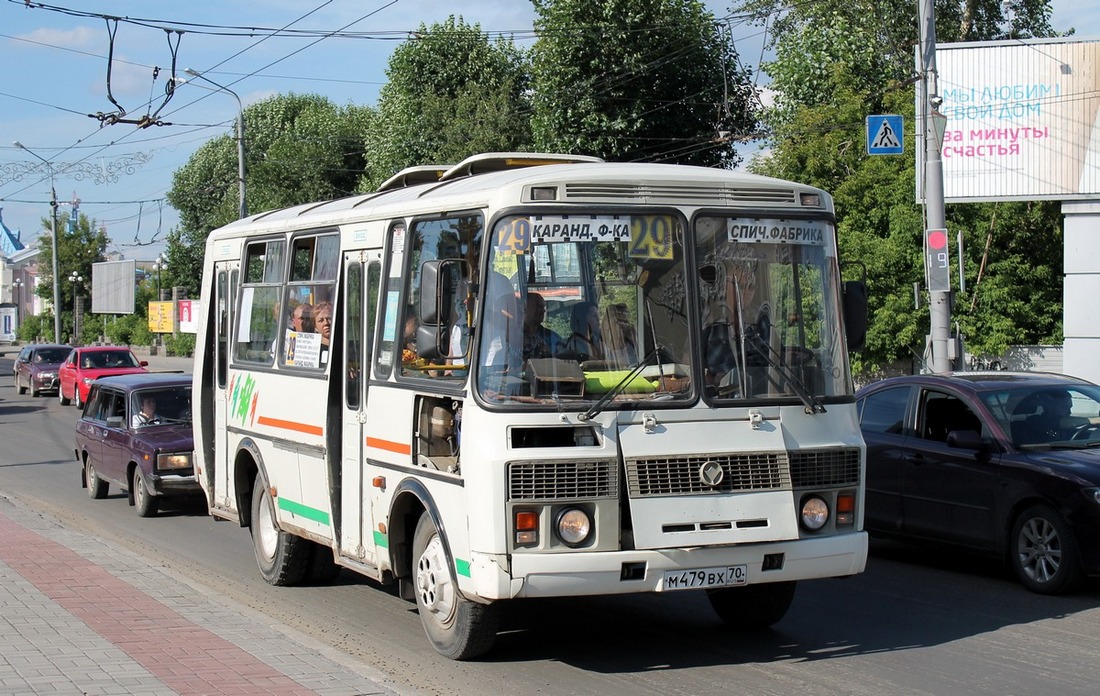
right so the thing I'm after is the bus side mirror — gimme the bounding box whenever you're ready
[419,260,461,327]
[842,280,867,351]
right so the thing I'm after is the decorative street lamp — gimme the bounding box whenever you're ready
[153,252,169,300]
[68,270,83,344]
[13,141,62,344]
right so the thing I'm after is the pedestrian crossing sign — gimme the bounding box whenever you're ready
[866,114,904,155]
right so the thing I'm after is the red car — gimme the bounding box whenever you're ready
[58,346,149,408]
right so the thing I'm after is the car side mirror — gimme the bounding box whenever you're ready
[140,360,149,367]
[946,429,985,450]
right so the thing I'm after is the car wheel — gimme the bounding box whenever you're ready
[132,470,158,518]
[412,513,499,660]
[1010,504,1082,595]
[73,386,83,409]
[707,581,797,628]
[31,386,40,397]
[59,383,71,406]
[250,473,309,586]
[17,376,26,395]
[86,460,108,499]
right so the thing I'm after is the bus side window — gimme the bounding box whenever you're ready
[235,239,285,365]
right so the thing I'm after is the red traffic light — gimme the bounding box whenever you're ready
[926,229,948,250]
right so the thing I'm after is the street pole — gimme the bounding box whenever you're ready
[13,141,63,344]
[919,0,952,374]
[182,69,247,219]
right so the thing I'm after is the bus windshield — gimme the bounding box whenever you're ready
[693,215,850,402]
[475,211,849,407]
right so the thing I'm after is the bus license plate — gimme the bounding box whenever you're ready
[662,565,747,591]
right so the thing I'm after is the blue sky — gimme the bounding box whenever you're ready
[2,1,1097,260]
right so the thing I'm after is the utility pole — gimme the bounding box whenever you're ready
[919,0,953,373]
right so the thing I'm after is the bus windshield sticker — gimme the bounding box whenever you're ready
[530,215,630,243]
[628,215,675,260]
[728,218,827,245]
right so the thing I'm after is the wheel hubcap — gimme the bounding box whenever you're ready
[415,533,456,626]
[1019,517,1061,584]
[257,490,279,561]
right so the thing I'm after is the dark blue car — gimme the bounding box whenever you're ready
[856,371,1100,594]
[74,373,201,517]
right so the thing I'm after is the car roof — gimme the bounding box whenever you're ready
[74,345,136,353]
[858,371,1094,395]
[93,373,192,391]
[25,344,71,352]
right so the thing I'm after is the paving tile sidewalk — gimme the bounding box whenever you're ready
[0,495,406,696]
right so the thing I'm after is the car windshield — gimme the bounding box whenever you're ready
[980,384,1100,448]
[84,350,141,369]
[35,348,71,363]
[131,386,192,427]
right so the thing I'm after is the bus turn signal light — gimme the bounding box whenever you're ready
[515,510,538,546]
[836,492,855,526]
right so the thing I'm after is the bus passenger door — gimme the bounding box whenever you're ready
[212,261,238,513]
[339,251,380,566]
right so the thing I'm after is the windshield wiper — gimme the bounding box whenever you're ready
[742,329,826,414]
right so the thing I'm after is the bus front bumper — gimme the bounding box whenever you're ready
[469,532,868,600]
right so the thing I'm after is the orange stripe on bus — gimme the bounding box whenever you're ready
[366,437,412,455]
[256,416,324,437]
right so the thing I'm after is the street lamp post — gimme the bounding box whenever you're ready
[13,141,62,344]
[68,270,83,344]
[153,252,169,300]
[12,277,23,327]
[182,69,247,219]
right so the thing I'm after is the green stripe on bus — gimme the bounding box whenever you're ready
[277,497,330,525]
[373,530,388,548]
[455,559,471,577]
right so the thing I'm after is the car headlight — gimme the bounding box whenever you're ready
[1084,487,1100,505]
[800,495,829,531]
[40,372,56,379]
[82,377,95,385]
[555,507,592,546]
[156,452,192,471]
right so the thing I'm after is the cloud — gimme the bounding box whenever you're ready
[20,25,98,49]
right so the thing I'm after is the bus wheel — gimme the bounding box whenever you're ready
[250,474,309,586]
[412,514,498,660]
[707,581,796,628]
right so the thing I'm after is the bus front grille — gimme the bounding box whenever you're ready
[789,448,861,487]
[508,460,618,501]
[624,452,791,497]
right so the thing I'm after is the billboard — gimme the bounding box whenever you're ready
[91,260,137,314]
[917,37,1100,203]
[148,301,174,333]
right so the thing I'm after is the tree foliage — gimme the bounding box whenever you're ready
[742,0,1062,371]
[33,210,108,340]
[364,16,532,188]
[166,93,373,296]
[530,0,757,166]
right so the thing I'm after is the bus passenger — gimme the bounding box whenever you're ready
[562,301,604,361]
[314,301,333,364]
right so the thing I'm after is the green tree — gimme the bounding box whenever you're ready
[364,16,532,188]
[741,0,1061,371]
[33,210,108,341]
[530,0,757,166]
[167,93,374,296]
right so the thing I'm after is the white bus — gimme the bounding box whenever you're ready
[192,153,869,659]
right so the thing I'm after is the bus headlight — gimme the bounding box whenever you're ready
[555,507,592,546]
[800,496,829,531]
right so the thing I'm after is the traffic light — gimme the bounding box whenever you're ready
[925,228,951,293]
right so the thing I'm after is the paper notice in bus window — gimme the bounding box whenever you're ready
[530,215,631,243]
[628,215,675,260]
[728,219,826,245]
[285,331,322,368]
[237,287,255,342]
[382,291,400,342]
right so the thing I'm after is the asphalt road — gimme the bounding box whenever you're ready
[4,350,1100,695]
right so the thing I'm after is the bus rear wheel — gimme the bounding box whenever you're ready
[250,473,309,586]
[412,514,498,660]
[707,581,796,628]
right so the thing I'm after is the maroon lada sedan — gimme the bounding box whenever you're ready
[74,373,201,517]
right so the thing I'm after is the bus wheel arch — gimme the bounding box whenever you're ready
[233,439,263,528]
